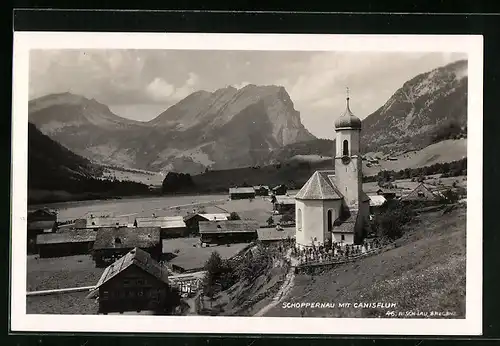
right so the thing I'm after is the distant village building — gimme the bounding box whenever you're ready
[92,227,162,267]
[27,220,57,254]
[253,185,270,196]
[134,216,187,239]
[229,187,256,200]
[257,227,295,245]
[84,215,130,229]
[183,213,230,235]
[199,220,259,245]
[36,230,96,258]
[28,208,57,223]
[376,188,400,201]
[295,93,370,248]
[272,184,288,196]
[368,195,387,213]
[87,247,176,315]
[401,183,440,204]
[273,195,296,214]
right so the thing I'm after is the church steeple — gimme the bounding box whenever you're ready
[335,87,361,130]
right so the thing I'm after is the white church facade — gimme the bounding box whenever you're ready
[295,94,370,248]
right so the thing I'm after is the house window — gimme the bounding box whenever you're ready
[137,279,145,285]
[297,209,302,231]
[343,140,349,156]
[341,234,345,241]
[101,290,109,300]
[123,279,130,286]
[417,191,425,197]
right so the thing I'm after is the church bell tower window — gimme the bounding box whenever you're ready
[343,140,349,156]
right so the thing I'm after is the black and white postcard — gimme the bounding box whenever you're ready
[11,32,483,335]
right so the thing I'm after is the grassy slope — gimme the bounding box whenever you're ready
[266,205,466,318]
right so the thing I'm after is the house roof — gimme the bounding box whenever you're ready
[332,210,358,234]
[93,227,161,250]
[368,195,386,207]
[27,220,56,232]
[92,247,169,291]
[253,185,270,190]
[295,171,343,200]
[135,216,186,229]
[275,196,296,205]
[272,184,287,191]
[198,220,259,234]
[85,216,129,229]
[257,227,295,241]
[36,229,96,245]
[401,183,440,201]
[28,208,57,219]
[229,187,256,194]
[198,213,230,221]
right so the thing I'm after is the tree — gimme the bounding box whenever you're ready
[228,212,241,220]
[373,201,415,240]
[280,212,294,224]
[266,216,275,226]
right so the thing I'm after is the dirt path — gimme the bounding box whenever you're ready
[253,249,298,317]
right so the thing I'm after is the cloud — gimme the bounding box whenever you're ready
[146,78,175,101]
[233,81,250,89]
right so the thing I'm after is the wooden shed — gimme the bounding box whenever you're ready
[92,227,161,268]
[27,220,57,254]
[183,213,230,235]
[134,216,187,239]
[36,229,96,258]
[229,187,256,200]
[199,220,259,245]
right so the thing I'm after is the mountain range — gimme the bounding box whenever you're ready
[28,59,468,175]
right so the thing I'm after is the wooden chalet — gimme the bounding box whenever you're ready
[401,183,440,205]
[27,220,57,254]
[198,220,259,245]
[92,227,161,268]
[229,187,256,200]
[85,215,130,229]
[36,229,96,258]
[28,208,57,222]
[87,247,178,315]
[183,213,230,235]
[253,185,270,196]
[257,227,295,245]
[273,195,296,214]
[272,184,288,196]
[134,216,187,239]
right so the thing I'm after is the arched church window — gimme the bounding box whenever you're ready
[327,210,333,232]
[343,140,349,156]
[297,209,302,231]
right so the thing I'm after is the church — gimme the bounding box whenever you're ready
[295,92,370,248]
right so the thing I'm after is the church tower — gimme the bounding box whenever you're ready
[334,88,363,209]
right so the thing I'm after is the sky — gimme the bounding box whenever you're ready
[29,50,467,139]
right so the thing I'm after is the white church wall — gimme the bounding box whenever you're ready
[332,232,354,245]
[297,199,325,247]
[295,200,306,246]
[323,199,342,235]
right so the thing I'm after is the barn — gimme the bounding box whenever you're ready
[199,220,259,245]
[27,220,57,254]
[401,183,441,205]
[253,185,270,196]
[92,227,161,268]
[272,184,288,196]
[134,216,187,239]
[36,230,96,258]
[229,187,256,200]
[273,195,296,215]
[85,215,130,229]
[87,247,177,315]
[28,208,57,222]
[183,213,230,235]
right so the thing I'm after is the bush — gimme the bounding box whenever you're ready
[373,201,415,240]
[228,212,241,220]
[238,245,273,282]
[266,216,275,226]
[203,251,236,295]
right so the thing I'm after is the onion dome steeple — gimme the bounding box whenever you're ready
[334,87,362,130]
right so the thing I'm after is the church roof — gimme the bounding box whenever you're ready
[334,96,361,130]
[295,171,343,200]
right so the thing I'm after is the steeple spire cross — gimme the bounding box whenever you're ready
[346,86,350,100]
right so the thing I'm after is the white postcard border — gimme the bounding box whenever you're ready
[11,32,483,335]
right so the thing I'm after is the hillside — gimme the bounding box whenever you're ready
[361,59,468,154]
[29,85,315,174]
[266,205,466,318]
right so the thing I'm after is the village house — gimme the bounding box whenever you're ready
[83,215,130,229]
[27,220,57,254]
[87,247,178,315]
[92,227,161,268]
[199,220,259,245]
[36,229,96,258]
[295,93,370,248]
[253,185,270,196]
[368,195,387,214]
[376,188,401,201]
[401,183,440,205]
[183,213,230,235]
[272,184,288,196]
[273,195,296,215]
[257,227,295,246]
[134,216,187,239]
[229,187,256,200]
[28,208,57,223]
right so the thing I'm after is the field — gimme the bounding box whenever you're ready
[266,205,466,318]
